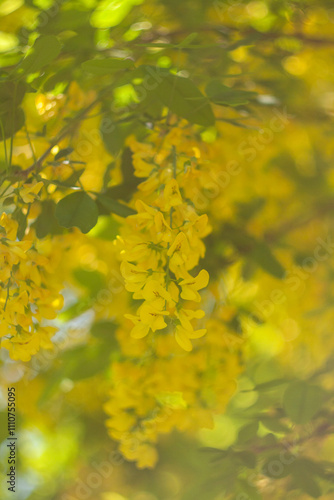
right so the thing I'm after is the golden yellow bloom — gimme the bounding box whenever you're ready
[0,213,63,361]
[19,181,44,203]
[179,269,210,301]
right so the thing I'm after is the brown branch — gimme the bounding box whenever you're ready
[252,420,334,454]
[141,24,334,48]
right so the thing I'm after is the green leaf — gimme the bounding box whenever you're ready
[40,170,85,188]
[222,225,285,278]
[37,9,90,33]
[96,193,136,217]
[68,346,111,380]
[54,147,74,161]
[260,418,289,434]
[0,81,26,115]
[250,241,285,279]
[236,198,266,222]
[73,268,105,296]
[0,80,26,141]
[102,147,141,202]
[12,208,27,240]
[55,191,98,233]
[101,119,136,157]
[90,0,143,28]
[91,320,118,350]
[206,80,257,107]
[235,451,257,469]
[292,460,322,498]
[262,454,293,479]
[91,320,117,338]
[56,344,112,381]
[250,378,290,392]
[19,35,61,75]
[62,168,85,187]
[283,381,324,424]
[237,421,259,443]
[142,67,215,127]
[33,200,64,238]
[2,196,15,206]
[42,169,85,189]
[82,58,134,75]
[138,90,164,119]
[59,299,92,321]
[0,107,25,140]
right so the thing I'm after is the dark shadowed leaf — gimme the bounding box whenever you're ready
[19,35,61,75]
[206,80,257,107]
[55,191,98,233]
[0,107,25,140]
[292,460,322,498]
[96,193,136,217]
[82,58,134,75]
[33,200,64,238]
[237,421,259,443]
[141,66,215,126]
[283,381,324,424]
[73,268,105,296]
[54,147,74,160]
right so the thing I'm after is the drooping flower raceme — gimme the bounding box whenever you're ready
[102,125,243,468]
[119,133,211,351]
[0,213,63,361]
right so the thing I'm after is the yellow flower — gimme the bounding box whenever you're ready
[175,309,207,351]
[163,179,182,209]
[125,314,150,339]
[106,412,137,432]
[142,280,172,309]
[168,281,180,303]
[130,200,157,230]
[177,308,205,329]
[136,444,158,469]
[19,181,44,203]
[139,303,169,332]
[2,333,40,362]
[120,261,149,292]
[154,211,172,242]
[179,269,210,301]
[167,232,190,268]
[175,325,193,351]
[0,213,18,240]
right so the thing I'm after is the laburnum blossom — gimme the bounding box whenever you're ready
[119,129,211,353]
[179,269,209,301]
[17,181,44,204]
[104,322,242,467]
[0,212,63,361]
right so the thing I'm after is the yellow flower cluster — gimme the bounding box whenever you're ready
[119,128,211,351]
[103,125,243,467]
[0,213,63,361]
[105,322,241,468]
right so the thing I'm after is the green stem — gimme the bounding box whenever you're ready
[0,183,11,199]
[8,82,18,170]
[172,145,177,178]
[165,146,178,296]
[25,124,37,163]
[0,120,9,171]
